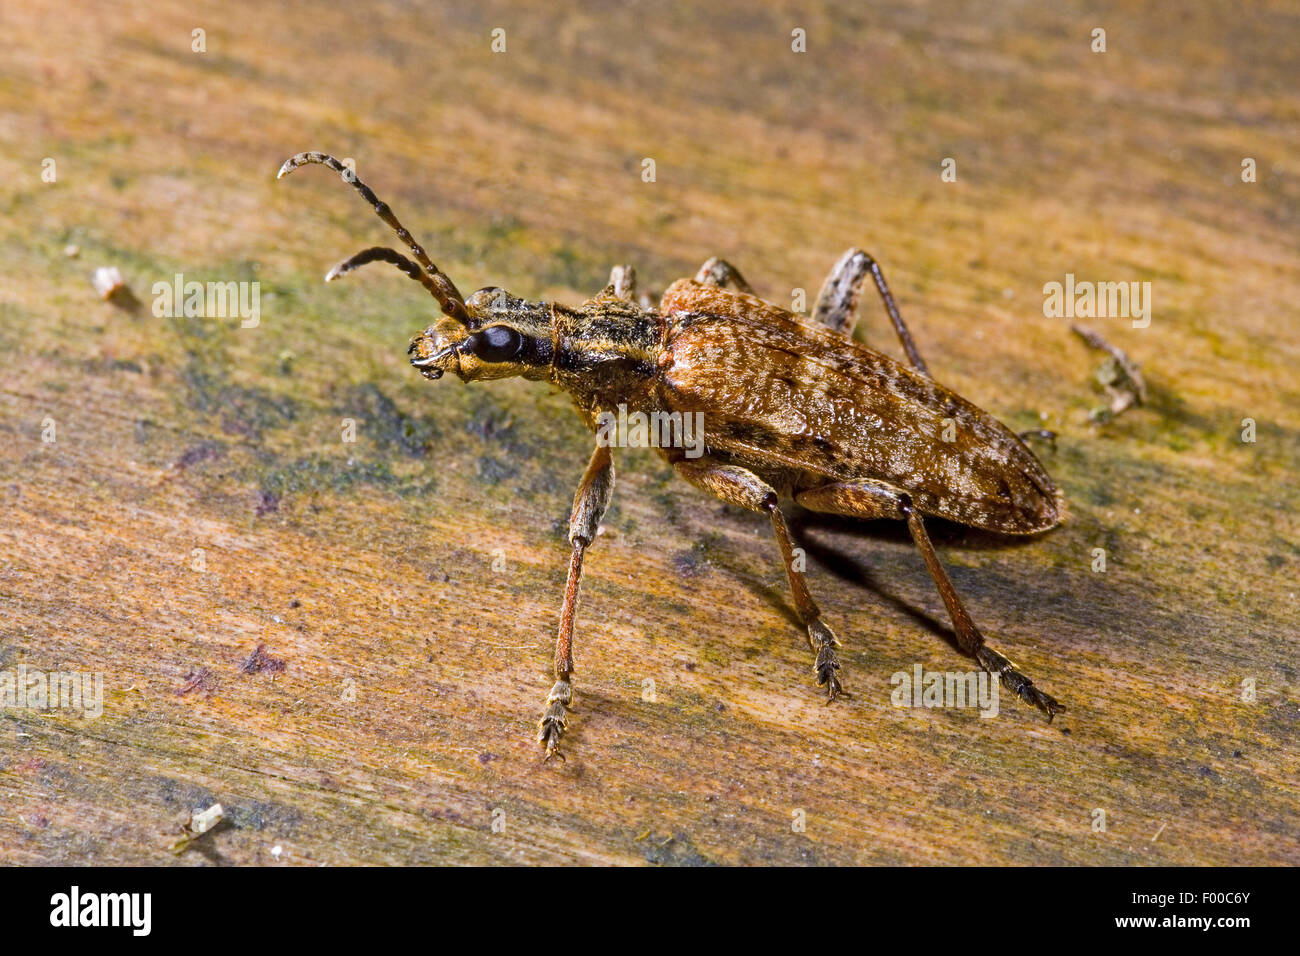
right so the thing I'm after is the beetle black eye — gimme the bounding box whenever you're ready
[469,324,524,363]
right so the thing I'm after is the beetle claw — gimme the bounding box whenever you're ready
[822,676,850,704]
[1030,687,1065,721]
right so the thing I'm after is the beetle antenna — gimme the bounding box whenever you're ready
[277,152,472,326]
[325,245,448,299]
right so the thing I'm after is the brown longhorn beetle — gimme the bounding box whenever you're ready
[278,151,1066,759]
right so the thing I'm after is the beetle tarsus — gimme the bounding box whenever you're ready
[538,678,572,760]
[809,620,849,703]
[976,646,1065,721]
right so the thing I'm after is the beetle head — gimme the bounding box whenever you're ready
[274,152,558,386]
[408,287,555,382]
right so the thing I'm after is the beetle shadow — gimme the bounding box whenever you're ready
[774,509,1044,658]
[672,498,1046,661]
[776,512,956,654]
[795,509,1050,552]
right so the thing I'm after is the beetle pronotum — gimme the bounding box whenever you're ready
[279,151,1065,759]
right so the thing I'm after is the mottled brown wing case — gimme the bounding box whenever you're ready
[656,280,1059,533]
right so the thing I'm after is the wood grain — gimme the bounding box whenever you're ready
[0,0,1296,865]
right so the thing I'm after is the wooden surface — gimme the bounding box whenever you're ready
[1,0,1297,865]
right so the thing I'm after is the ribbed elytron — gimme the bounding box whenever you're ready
[279,151,1066,759]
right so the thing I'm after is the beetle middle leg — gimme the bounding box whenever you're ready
[670,456,847,701]
[796,479,1064,719]
[538,443,615,759]
[694,257,757,296]
[812,248,930,376]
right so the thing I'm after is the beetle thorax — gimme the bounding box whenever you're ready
[548,299,663,407]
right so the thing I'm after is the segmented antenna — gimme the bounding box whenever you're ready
[325,245,447,299]
[277,152,472,326]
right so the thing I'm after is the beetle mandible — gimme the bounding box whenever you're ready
[278,151,1066,759]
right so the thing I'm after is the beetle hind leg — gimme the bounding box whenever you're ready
[670,457,849,702]
[795,479,1064,720]
[901,500,1064,720]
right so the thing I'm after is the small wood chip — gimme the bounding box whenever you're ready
[1072,324,1148,421]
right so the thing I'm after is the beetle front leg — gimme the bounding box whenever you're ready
[796,479,1064,720]
[812,248,930,376]
[671,457,847,702]
[538,443,615,760]
[694,257,757,296]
